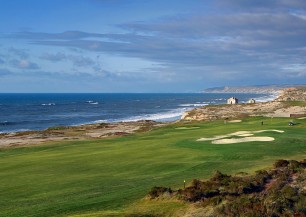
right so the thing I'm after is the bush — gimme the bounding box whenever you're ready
[149,186,172,199]
[211,170,231,182]
[254,170,271,186]
[191,179,202,189]
[294,194,306,214]
[148,159,305,216]
[274,160,289,168]
[281,186,298,202]
[288,160,302,170]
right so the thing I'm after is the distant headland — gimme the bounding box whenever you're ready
[202,84,302,94]
[182,86,306,121]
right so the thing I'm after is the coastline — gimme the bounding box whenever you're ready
[180,87,306,122]
[0,92,276,134]
[0,92,280,149]
[1,88,304,217]
[0,120,167,148]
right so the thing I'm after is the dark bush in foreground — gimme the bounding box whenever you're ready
[148,159,306,216]
[149,186,172,199]
[274,159,289,168]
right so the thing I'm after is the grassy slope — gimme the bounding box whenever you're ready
[0,117,306,217]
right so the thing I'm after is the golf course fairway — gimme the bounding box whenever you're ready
[0,117,305,216]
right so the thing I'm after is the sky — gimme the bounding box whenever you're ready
[0,0,306,93]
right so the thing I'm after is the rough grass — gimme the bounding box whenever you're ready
[283,101,306,107]
[0,117,306,216]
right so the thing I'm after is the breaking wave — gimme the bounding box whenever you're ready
[42,103,56,106]
[254,93,279,102]
[179,103,208,107]
[116,108,189,122]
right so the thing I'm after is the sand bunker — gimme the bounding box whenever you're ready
[228,120,242,123]
[197,129,284,144]
[197,135,228,141]
[253,130,284,133]
[229,131,251,136]
[212,137,275,144]
[237,133,254,137]
[175,127,200,130]
[298,117,306,120]
[227,130,284,136]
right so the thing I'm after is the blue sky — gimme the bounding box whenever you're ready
[0,0,306,92]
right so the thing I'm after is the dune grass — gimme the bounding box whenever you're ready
[0,117,306,216]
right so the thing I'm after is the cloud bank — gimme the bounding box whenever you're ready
[1,0,306,92]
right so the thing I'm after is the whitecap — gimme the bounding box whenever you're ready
[42,103,55,106]
[86,101,99,104]
[254,93,279,102]
[92,119,109,124]
[118,108,190,122]
[0,128,32,134]
[0,121,10,125]
[179,103,208,107]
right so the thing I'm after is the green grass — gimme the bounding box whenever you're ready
[0,117,306,216]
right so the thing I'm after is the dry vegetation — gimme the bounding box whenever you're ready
[149,159,306,217]
[182,87,306,121]
[0,120,164,148]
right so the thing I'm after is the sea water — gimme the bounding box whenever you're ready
[0,93,274,133]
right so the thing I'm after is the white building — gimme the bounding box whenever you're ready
[227,97,238,104]
[248,99,256,104]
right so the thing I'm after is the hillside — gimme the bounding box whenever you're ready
[276,86,306,102]
[182,86,306,121]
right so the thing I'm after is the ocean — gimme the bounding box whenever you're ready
[0,93,275,133]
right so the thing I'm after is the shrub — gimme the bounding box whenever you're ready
[148,159,305,216]
[274,160,289,168]
[294,194,306,214]
[288,160,302,170]
[148,186,172,199]
[191,179,202,189]
[211,170,231,182]
[254,170,271,186]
